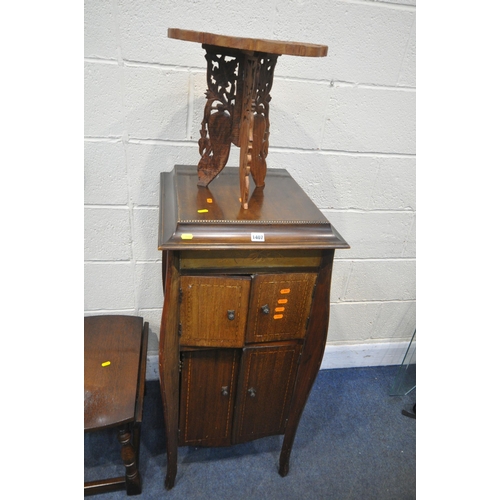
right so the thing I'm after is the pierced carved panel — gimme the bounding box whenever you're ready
[251,54,278,188]
[196,46,279,209]
[198,49,242,187]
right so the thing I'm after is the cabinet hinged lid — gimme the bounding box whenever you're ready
[159,165,349,250]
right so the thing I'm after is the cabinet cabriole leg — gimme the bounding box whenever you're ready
[159,250,180,490]
[279,250,334,477]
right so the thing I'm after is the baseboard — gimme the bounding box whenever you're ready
[146,355,160,381]
[320,341,411,370]
[145,341,410,381]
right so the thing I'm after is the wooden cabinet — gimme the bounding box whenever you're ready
[158,166,349,489]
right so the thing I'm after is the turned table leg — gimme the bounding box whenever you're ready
[118,426,142,495]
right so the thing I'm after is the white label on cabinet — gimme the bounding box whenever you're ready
[251,232,265,242]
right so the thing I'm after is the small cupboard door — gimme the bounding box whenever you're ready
[180,275,251,348]
[232,343,302,444]
[246,273,317,343]
[179,349,240,447]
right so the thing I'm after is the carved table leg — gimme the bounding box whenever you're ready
[197,47,240,188]
[238,54,258,209]
[238,52,277,208]
[250,53,277,189]
[118,426,142,495]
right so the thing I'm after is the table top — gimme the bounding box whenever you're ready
[168,28,328,57]
[84,315,145,431]
[158,165,349,250]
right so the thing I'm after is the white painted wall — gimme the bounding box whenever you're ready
[84,0,416,369]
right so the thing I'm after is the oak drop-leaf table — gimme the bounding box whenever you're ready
[84,315,149,496]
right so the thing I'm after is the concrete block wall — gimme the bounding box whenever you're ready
[84,0,416,369]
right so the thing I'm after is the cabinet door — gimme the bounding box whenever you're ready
[246,273,317,343]
[180,275,251,347]
[179,349,239,447]
[232,343,301,444]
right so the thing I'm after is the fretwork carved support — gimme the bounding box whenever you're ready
[197,45,278,208]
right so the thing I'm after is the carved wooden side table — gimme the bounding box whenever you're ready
[158,166,349,490]
[168,29,328,208]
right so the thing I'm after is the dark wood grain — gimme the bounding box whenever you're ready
[179,349,240,446]
[158,166,350,250]
[84,315,144,431]
[232,343,301,444]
